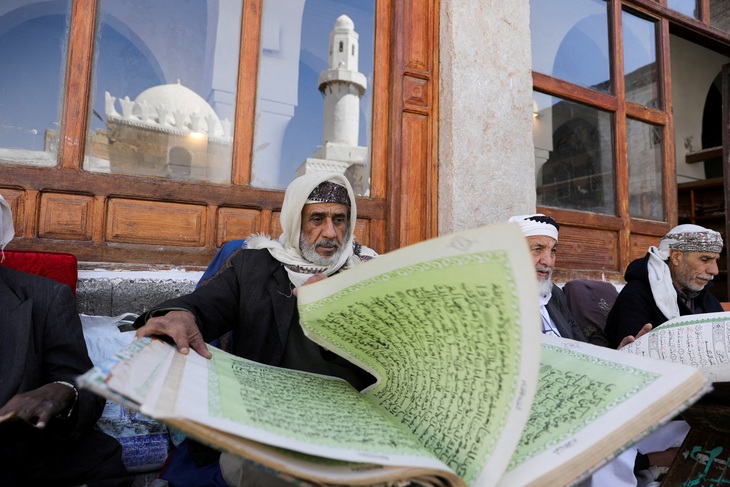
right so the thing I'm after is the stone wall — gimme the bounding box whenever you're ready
[76,270,201,317]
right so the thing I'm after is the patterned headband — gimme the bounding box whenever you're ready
[663,231,723,254]
[306,181,351,207]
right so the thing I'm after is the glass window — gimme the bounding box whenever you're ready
[623,9,659,108]
[530,0,611,94]
[627,118,664,221]
[533,91,616,215]
[710,0,730,33]
[250,0,375,195]
[668,0,697,18]
[84,0,243,183]
[0,1,71,167]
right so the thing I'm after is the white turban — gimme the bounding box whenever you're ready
[0,194,14,253]
[647,224,723,320]
[508,213,559,241]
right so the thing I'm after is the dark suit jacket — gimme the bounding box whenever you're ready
[0,266,127,486]
[546,285,586,342]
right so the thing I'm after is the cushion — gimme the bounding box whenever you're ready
[1,249,78,296]
[563,279,618,347]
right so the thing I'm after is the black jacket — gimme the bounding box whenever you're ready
[546,285,586,342]
[604,253,723,348]
[0,266,128,486]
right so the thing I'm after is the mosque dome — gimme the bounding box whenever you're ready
[133,80,221,134]
[334,15,354,30]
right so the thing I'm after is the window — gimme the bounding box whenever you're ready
[668,0,697,18]
[0,0,71,166]
[0,0,440,265]
[250,1,375,194]
[532,0,667,222]
[83,0,242,183]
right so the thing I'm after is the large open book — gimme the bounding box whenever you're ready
[78,224,711,487]
[620,311,730,382]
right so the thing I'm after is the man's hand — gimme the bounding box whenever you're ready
[0,382,76,429]
[293,273,328,297]
[618,323,653,349]
[135,310,212,359]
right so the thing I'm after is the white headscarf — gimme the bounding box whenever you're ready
[647,224,723,320]
[247,172,376,287]
[0,194,15,258]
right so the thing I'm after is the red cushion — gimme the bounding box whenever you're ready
[1,250,78,296]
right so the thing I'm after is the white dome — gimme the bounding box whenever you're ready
[334,15,354,30]
[133,80,221,133]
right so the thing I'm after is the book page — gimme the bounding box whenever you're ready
[297,223,543,487]
[163,345,453,471]
[620,311,730,382]
[497,335,710,487]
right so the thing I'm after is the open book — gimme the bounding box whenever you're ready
[620,311,730,382]
[78,224,711,487]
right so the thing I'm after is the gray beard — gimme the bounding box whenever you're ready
[299,230,350,266]
[537,277,553,296]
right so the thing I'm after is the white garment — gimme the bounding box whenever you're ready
[539,290,561,337]
[0,193,14,253]
[580,421,690,487]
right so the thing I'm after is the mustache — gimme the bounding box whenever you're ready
[698,274,714,281]
[535,265,552,273]
[316,240,339,250]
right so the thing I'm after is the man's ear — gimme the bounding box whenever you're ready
[668,249,683,268]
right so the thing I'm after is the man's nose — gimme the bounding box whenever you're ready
[538,251,555,267]
[708,261,719,276]
[321,218,337,238]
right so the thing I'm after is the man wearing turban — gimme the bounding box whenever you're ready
[605,224,724,349]
[508,213,586,341]
[134,172,378,485]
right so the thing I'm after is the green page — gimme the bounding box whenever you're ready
[297,224,542,487]
[496,335,709,487]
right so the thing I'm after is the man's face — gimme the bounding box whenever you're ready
[669,250,720,292]
[299,202,350,266]
[527,235,557,288]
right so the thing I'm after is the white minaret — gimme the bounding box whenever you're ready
[319,14,367,146]
[296,14,369,195]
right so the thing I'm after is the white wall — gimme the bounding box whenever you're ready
[671,35,729,184]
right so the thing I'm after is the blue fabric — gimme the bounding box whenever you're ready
[197,239,247,288]
[159,439,226,487]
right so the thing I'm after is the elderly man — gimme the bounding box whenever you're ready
[0,195,128,486]
[605,224,724,349]
[134,172,377,486]
[508,213,586,341]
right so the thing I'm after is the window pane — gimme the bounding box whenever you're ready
[627,118,664,221]
[667,0,697,18]
[710,0,730,33]
[84,0,243,183]
[0,1,71,166]
[623,10,659,108]
[534,92,616,215]
[530,0,611,94]
[251,0,375,194]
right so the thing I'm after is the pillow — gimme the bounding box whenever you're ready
[1,250,78,296]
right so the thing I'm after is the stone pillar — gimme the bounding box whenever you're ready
[438,0,535,234]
